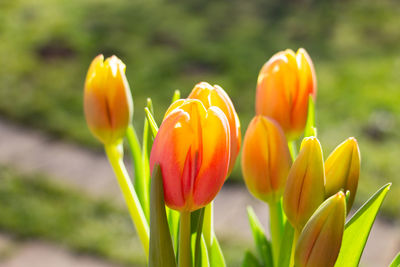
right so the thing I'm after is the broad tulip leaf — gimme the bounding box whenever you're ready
[247,206,273,267]
[304,95,317,137]
[209,235,226,267]
[389,252,400,267]
[334,183,391,267]
[242,251,262,267]
[145,107,159,138]
[149,165,177,267]
[278,220,295,267]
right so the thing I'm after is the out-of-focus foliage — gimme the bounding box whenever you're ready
[0,0,399,216]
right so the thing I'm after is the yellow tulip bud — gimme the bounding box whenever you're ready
[84,55,133,145]
[325,137,360,210]
[283,137,325,230]
[295,191,346,267]
[241,115,292,203]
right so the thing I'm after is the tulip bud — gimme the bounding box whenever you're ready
[84,55,133,145]
[241,115,292,203]
[283,137,325,230]
[295,191,346,267]
[150,99,230,212]
[188,82,241,175]
[325,137,360,210]
[256,48,316,140]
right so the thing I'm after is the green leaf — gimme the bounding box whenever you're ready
[172,89,181,103]
[149,164,177,267]
[389,252,400,267]
[334,183,391,267]
[167,207,180,250]
[193,208,207,267]
[278,221,295,267]
[247,206,273,267]
[304,95,317,137]
[241,251,262,267]
[145,107,159,138]
[209,235,226,267]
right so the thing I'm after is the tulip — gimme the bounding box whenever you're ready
[283,137,325,230]
[241,115,292,203]
[325,137,360,210]
[256,48,316,140]
[188,82,241,175]
[84,54,133,145]
[150,99,230,212]
[295,191,346,267]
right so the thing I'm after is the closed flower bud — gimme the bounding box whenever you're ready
[325,137,360,210]
[295,191,346,267]
[241,115,292,203]
[84,55,133,145]
[256,48,316,140]
[283,137,325,230]
[150,99,230,212]
[188,82,241,175]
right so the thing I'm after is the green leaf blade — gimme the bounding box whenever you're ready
[241,251,262,267]
[149,164,177,267]
[334,183,391,267]
[389,252,400,267]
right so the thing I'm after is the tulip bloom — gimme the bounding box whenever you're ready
[295,191,346,267]
[84,55,133,145]
[241,115,292,203]
[188,82,241,175]
[256,48,316,140]
[283,137,325,230]
[150,99,230,212]
[325,137,360,210]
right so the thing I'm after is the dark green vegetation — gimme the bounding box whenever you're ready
[0,0,399,259]
[0,167,247,266]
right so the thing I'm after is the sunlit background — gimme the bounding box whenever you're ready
[0,0,399,266]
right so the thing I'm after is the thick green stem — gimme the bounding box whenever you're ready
[269,200,284,266]
[203,202,213,248]
[288,140,298,161]
[105,144,149,257]
[126,125,149,221]
[179,211,192,267]
[289,228,300,267]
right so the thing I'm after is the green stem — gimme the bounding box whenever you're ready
[269,200,284,266]
[126,125,149,221]
[289,228,300,267]
[179,211,192,267]
[203,202,213,248]
[288,140,298,161]
[105,144,149,257]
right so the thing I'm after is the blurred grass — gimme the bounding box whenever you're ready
[0,166,249,267]
[0,0,399,214]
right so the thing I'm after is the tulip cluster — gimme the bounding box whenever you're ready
[83,50,395,267]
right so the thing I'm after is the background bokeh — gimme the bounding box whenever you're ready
[0,0,399,266]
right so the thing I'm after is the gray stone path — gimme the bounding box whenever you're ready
[0,117,399,267]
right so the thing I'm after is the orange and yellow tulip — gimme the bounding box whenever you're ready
[283,137,325,230]
[295,191,346,267]
[150,99,230,212]
[325,137,360,210]
[241,115,292,203]
[84,55,133,145]
[188,82,241,175]
[256,48,316,140]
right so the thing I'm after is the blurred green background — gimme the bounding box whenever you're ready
[0,0,399,266]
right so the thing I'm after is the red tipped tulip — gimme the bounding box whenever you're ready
[283,137,325,230]
[150,99,230,212]
[84,55,133,145]
[295,191,346,267]
[256,48,316,140]
[188,82,241,175]
[241,115,292,203]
